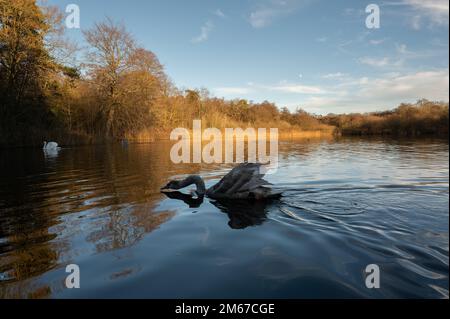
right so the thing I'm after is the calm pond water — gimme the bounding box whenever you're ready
[0,137,448,298]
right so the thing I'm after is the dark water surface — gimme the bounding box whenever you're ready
[0,138,448,298]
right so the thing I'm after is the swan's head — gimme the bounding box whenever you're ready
[161,180,181,191]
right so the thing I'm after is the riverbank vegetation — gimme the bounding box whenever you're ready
[322,100,448,137]
[0,1,448,147]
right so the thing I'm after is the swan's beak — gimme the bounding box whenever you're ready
[160,183,171,191]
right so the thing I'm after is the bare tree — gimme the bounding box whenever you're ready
[83,18,136,136]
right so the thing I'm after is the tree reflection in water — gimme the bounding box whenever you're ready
[0,138,370,298]
[0,142,195,297]
[86,206,174,253]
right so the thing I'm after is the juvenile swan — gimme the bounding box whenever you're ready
[161,163,282,200]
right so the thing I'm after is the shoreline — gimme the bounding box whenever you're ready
[126,128,337,143]
[1,128,448,149]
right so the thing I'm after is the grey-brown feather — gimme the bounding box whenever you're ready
[162,163,281,200]
[206,163,280,200]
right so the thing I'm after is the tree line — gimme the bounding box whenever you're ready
[0,1,448,147]
[322,99,448,136]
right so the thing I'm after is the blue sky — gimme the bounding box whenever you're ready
[49,0,449,114]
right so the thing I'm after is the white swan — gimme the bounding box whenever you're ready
[43,141,60,150]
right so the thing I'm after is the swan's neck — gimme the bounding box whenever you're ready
[43,142,47,149]
[180,175,206,195]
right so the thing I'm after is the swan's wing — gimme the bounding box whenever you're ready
[208,163,272,197]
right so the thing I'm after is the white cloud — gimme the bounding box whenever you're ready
[384,0,449,28]
[395,43,447,60]
[217,81,326,95]
[358,56,403,68]
[248,0,310,28]
[191,20,214,43]
[360,69,449,101]
[322,72,347,79]
[407,0,449,12]
[316,37,328,43]
[396,43,409,54]
[214,9,226,18]
[410,15,422,29]
[302,69,449,113]
[359,57,390,67]
[430,38,448,47]
[369,39,387,45]
[249,7,278,28]
[403,0,449,25]
[342,7,365,17]
[381,1,448,30]
[213,69,449,114]
[271,84,325,94]
[336,31,371,54]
